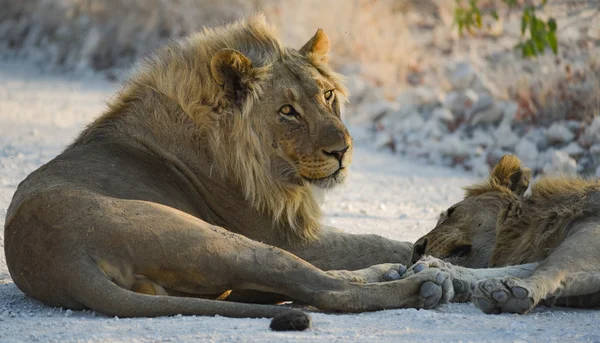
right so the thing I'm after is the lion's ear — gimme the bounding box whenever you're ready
[299,28,330,63]
[210,48,254,104]
[491,155,531,196]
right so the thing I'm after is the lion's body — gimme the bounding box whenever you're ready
[4,15,453,331]
[409,155,600,314]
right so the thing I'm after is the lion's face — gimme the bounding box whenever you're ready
[253,61,352,189]
[210,28,352,190]
[411,155,531,268]
[411,195,502,268]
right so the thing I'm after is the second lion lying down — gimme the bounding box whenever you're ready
[409,154,600,314]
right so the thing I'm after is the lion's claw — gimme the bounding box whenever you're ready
[382,264,408,282]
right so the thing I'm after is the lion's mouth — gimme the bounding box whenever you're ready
[302,167,346,188]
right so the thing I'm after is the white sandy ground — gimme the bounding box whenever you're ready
[1,61,600,343]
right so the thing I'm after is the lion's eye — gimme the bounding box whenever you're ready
[324,90,334,102]
[279,105,296,116]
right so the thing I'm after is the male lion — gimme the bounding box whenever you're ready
[408,154,600,314]
[4,15,453,331]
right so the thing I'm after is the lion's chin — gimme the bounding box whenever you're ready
[302,168,347,189]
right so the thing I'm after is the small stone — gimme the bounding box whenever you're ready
[546,123,575,145]
[581,117,600,146]
[448,62,476,90]
[439,134,469,158]
[468,93,493,115]
[561,141,585,158]
[543,150,577,175]
[431,107,455,125]
[443,90,478,117]
[515,139,539,168]
[422,119,445,139]
[398,265,408,276]
[470,129,495,149]
[469,102,504,126]
[493,125,519,149]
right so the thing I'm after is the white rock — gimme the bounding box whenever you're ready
[545,122,575,145]
[590,144,600,159]
[414,86,442,106]
[515,139,539,168]
[443,90,478,116]
[523,128,548,150]
[470,129,495,148]
[493,125,519,149]
[439,134,469,158]
[431,107,455,125]
[500,101,518,128]
[561,141,585,158]
[581,116,600,146]
[396,113,425,133]
[470,155,491,176]
[469,102,505,126]
[351,101,400,125]
[422,119,445,139]
[448,62,476,90]
[543,150,577,175]
[468,94,494,115]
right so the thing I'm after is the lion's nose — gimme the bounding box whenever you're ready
[323,145,349,162]
[411,238,428,264]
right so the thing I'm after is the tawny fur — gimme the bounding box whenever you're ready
[411,155,600,314]
[73,15,347,242]
[4,15,435,329]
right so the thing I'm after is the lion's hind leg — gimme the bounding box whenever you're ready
[473,220,600,314]
[61,195,452,321]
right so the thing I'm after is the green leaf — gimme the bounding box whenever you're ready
[529,14,538,38]
[534,35,545,51]
[491,11,499,20]
[548,18,557,32]
[521,8,529,35]
[547,31,558,54]
[526,40,537,57]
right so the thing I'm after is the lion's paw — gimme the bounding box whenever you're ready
[472,277,536,314]
[404,256,449,277]
[403,256,472,303]
[405,268,454,309]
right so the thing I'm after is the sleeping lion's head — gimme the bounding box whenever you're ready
[411,155,531,267]
[135,15,352,240]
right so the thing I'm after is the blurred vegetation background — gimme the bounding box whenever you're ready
[1,0,599,176]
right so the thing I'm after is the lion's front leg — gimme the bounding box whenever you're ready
[283,226,413,271]
[326,263,408,284]
[404,256,539,303]
[473,221,600,313]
